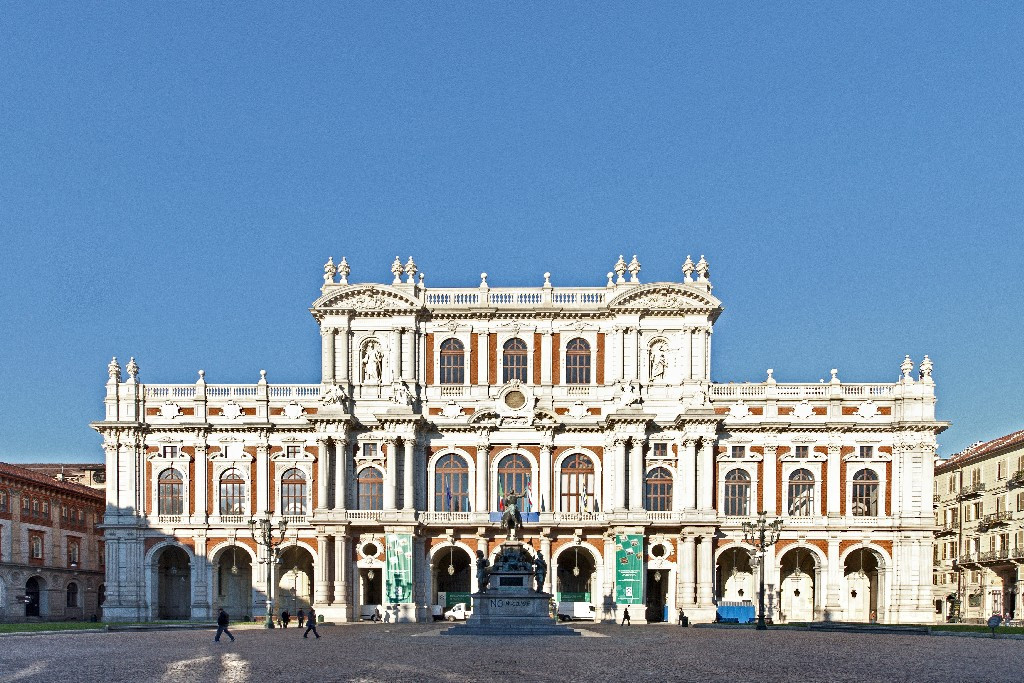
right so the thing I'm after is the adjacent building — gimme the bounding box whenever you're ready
[93,255,947,624]
[20,463,107,491]
[933,430,1024,623]
[0,462,106,621]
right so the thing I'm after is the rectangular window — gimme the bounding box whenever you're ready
[794,446,809,459]
[1018,492,1024,512]
[362,443,378,460]
[971,469,981,486]
[731,445,746,459]
[68,540,80,566]
[61,505,68,521]
[23,497,30,513]
[30,534,43,559]
[997,460,1005,479]
[651,443,668,459]
[163,445,178,458]
[996,497,1005,513]
[41,500,49,518]
[974,502,983,519]
[286,445,301,459]
[0,489,7,512]
[32,500,39,516]
[98,541,105,568]
[859,445,873,459]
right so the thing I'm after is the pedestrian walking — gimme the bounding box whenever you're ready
[621,606,631,625]
[215,608,235,642]
[281,610,290,628]
[988,613,1002,638]
[304,608,321,639]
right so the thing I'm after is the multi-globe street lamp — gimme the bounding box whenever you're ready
[248,516,289,629]
[742,511,783,631]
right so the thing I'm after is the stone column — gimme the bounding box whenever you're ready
[334,437,349,510]
[103,441,119,514]
[679,534,697,606]
[539,441,553,513]
[628,327,640,380]
[321,327,335,383]
[614,438,627,511]
[683,328,693,381]
[387,328,400,385]
[763,444,778,516]
[256,442,270,515]
[696,535,714,607]
[540,534,553,594]
[629,438,644,511]
[334,530,350,616]
[314,533,331,605]
[477,331,488,388]
[195,443,208,523]
[475,436,490,514]
[337,322,350,385]
[678,438,696,511]
[384,438,398,510]
[697,439,714,511]
[827,444,841,516]
[403,436,415,512]
[825,535,841,619]
[541,330,552,384]
[316,438,330,511]
[401,328,414,382]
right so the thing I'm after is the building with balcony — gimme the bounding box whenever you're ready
[0,462,106,621]
[92,255,946,624]
[933,429,1024,623]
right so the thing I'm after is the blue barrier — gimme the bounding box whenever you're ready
[716,604,756,624]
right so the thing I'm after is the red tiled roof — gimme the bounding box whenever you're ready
[0,462,106,502]
[937,429,1024,472]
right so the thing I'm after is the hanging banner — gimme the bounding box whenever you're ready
[385,533,414,604]
[614,534,644,604]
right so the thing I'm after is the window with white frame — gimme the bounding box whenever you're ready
[794,445,809,459]
[851,468,879,516]
[502,338,529,383]
[787,468,815,516]
[564,338,591,385]
[559,453,594,512]
[859,445,873,459]
[434,453,470,512]
[731,445,746,459]
[723,469,750,516]
[439,338,466,385]
[645,467,673,512]
[158,468,184,515]
[280,468,307,515]
[356,467,383,510]
[218,468,246,515]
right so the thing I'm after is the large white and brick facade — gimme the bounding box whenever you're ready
[93,256,947,624]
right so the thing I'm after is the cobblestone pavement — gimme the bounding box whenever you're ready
[2,623,1023,683]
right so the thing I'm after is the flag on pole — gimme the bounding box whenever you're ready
[445,478,452,511]
[525,476,532,513]
[582,480,590,513]
[497,476,505,512]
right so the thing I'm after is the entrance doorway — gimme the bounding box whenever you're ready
[157,546,191,620]
[360,567,383,619]
[25,577,41,617]
[556,545,596,605]
[432,546,472,608]
[277,546,314,616]
[646,569,669,622]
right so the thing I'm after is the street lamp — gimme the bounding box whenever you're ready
[742,511,783,631]
[248,516,289,629]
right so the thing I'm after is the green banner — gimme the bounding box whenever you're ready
[614,534,644,604]
[386,534,414,604]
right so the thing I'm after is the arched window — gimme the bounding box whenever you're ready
[565,338,591,385]
[434,454,470,511]
[788,469,815,516]
[357,467,383,510]
[723,469,750,517]
[66,582,78,608]
[497,453,531,509]
[158,468,184,516]
[219,468,246,516]
[852,469,879,516]
[439,338,465,385]
[502,338,529,384]
[560,453,595,512]
[645,467,673,511]
[281,468,307,515]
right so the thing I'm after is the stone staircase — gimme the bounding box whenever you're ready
[805,621,930,635]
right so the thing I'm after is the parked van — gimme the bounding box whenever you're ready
[443,602,472,621]
[557,602,595,621]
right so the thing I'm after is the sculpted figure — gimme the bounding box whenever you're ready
[475,549,490,592]
[650,342,667,380]
[500,490,526,540]
[533,552,547,592]
[362,342,383,383]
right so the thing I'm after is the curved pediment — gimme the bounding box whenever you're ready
[311,285,421,314]
[608,283,722,313]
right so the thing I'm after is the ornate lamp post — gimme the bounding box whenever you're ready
[248,516,289,629]
[742,511,783,631]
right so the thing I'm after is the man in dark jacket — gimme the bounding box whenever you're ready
[215,608,235,642]
[303,608,321,639]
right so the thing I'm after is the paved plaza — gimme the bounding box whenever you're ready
[2,624,1023,683]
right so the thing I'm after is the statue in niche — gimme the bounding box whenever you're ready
[650,341,668,381]
[362,341,383,384]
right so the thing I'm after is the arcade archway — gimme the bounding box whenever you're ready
[277,545,314,615]
[842,547,881,622]
[156,545,191,619]
[716,547,754,602]
[431,545,473,609]
[556,544,597,606]
[214,543,253,620]
[779,547,819,622]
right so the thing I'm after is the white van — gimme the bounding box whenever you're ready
[557,602,595,621]
[443,602,472,621]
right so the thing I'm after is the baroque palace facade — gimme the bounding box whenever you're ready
[93,255,946,624]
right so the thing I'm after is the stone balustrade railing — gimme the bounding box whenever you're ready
[710,383,897,400]
[424,287,610,309]
[143,384,321,401]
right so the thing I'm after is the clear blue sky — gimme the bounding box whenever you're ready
[1,3,1021,463]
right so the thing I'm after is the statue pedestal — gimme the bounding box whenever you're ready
[444,542,580,637]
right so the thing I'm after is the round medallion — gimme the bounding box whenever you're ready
[504,390,526,409]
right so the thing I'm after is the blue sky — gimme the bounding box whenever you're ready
[1,3,1021,463]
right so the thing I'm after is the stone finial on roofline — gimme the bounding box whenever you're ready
[390,256,403,284]
[338,257,350,285]
[627,255,641,283]
[682,255,695,283]
[919,355,934,382]
[614,255,627,284]
[696,255,709,282]
[900,355,914,381]
[126,357,139,382]
[107,357,121,383]
[404,257,417,284]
